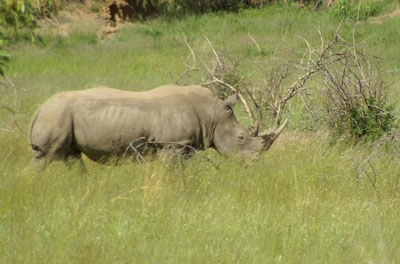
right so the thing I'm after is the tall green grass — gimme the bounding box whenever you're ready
[1,131,399,263]
[1,4,400,263]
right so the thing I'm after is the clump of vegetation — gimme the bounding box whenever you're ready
[317,38,397,141]
[0,0,38,43]
[347,98,395,141]
[0,0,36,28]
[170,0,256,13]
[330,0,383,20]
[0,45,9,76]
[106,0,264,22]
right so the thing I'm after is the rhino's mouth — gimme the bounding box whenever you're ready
[230,149,261,162]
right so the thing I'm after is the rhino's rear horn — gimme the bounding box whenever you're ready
[221,91,238,108]
[248,120,259,136]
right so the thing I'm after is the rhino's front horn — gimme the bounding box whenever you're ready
[260,119,289,143]
[272,119,288,140]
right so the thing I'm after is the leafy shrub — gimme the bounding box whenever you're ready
[347,97,395,141]
[0,0,37,30]
[0,45,10,76]
[173,0,248,13]
[318,44,397,142]
[0,0,37,43]
[0,0,60,31]
[110,0,265,20]
[330,0,381,21]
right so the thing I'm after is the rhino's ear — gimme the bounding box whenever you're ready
[218,91,238,113]
[248,120,259,136]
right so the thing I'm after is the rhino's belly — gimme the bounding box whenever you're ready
[79,145,131,163]
[73,123,201,161]
[73,126,143,161]
[71,103,203,160]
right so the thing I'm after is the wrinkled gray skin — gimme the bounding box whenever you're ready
[29,85,287,169]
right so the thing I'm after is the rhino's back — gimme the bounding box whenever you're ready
[76,85,215,101]
[69,85,218,133]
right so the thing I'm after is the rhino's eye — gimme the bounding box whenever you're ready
[238,135,244,140]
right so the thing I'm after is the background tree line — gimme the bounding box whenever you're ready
[0,0,391,76]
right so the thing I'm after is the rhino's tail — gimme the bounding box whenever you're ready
[29,109,47,161]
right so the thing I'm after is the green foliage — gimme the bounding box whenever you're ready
[0,0,37,43]
[117,0,263,18]
[330,0,381,20]
[348,97,396,141]
[0,0,36,29]
[0,0,63,43]
[127,0,335,16]
[171,0,248,13]
[91,2,101,13]
[0,44,10,76]
[319,48,397,142]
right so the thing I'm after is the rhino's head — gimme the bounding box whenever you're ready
[212,92,288,158]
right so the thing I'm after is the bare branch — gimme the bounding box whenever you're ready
[248,32,261,53]
[183,34,196,66]
[204,35,222,68]
[178,35,255,124]
[1,104,23,133]
[124,137,147,163]
[204,78,255,124]
[367,105,399,119]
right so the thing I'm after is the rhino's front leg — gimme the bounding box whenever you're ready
[30,156,48,171]
[64,153,87,173]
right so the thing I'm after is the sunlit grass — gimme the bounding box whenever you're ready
[1,130,399,263]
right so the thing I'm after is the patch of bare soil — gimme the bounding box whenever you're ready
[36,0,131,40]
[370,7,400,24]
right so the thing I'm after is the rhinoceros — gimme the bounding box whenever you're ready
[29,85,287,168]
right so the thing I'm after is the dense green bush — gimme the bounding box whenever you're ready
[0,45,10,76]
[0,0,60,33]
[172,0,250,13]
[348,97,396,141]
[320,49,397,142]
[330,0,381,20]
[0,0,36,31]
[119,0,262,18]
[0,0,38,43]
